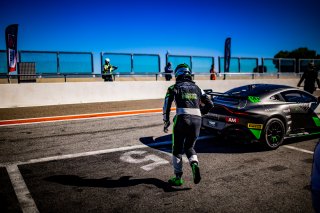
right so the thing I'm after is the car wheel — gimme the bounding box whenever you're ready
[262,118,285,150]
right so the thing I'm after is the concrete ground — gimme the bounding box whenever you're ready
[0,86,319,212]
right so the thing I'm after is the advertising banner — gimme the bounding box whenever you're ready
[5,24,18,73]
[224,37,231,72]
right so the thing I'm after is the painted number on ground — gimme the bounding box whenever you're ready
[120,150,169,171]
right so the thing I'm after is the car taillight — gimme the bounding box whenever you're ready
[220,105,249,116]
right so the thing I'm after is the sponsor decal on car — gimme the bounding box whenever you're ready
[247,123,263,139]
[208,120,217,127]
[248,96,260,103]
[313,117,320,127]
[248,123,263,129]
[225,117,239,123]
[299,103,311,112]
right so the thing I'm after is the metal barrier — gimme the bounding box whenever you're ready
[1,73,175,83]
[0,50,319,79]
[0,71,305,84]
[0,50,7,74]
[1,73,97,83]
[101,52,161,74]
[166,53,214,73]
[299,59,320,73]
[218,57,259,73]
[19,50,94,74]
[261,58,296,73]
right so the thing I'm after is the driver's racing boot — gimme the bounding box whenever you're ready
[191,162,201,184]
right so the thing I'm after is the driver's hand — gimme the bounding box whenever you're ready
[163,121,170,133]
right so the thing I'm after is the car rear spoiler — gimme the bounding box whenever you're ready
[204,89,247,100]
[204,89,261,103]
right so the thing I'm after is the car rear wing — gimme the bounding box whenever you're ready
[204,89,247,100]
[204,89,261,103]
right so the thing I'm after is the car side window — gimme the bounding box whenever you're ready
[270,94,283,101]
[281,91,315,103]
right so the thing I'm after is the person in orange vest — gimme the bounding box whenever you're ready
[209,65,216,80]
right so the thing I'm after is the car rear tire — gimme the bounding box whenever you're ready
[262,118,285,150]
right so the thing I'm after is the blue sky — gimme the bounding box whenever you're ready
[1,0,320,69]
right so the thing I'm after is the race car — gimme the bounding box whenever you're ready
[202,84,320,149]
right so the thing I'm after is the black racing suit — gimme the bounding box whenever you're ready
[297,68,320,94]
[163,76,213,176]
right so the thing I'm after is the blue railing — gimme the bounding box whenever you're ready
[19,50,94,74]
[166,53,214,74]
[100,52,161,74]
[0,50,319,77]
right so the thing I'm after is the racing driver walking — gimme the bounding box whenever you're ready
[163,63,213,186]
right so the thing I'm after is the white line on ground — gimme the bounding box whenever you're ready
[1,135,213,212]
[282,145,314,155]
[19,144,147,166]
[0,135,214,167]
[6,165,40,213]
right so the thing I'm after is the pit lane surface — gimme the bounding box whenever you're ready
[0,112,318,213]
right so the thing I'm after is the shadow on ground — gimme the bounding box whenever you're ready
[44,175,191,192]
[284,135,319,146]
[140,132,319,154]
[140,132,268,154]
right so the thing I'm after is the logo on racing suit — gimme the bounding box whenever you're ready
[182,93,197,100]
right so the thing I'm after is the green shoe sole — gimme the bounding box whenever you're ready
[192,163,201,184]
[168,177,184,186]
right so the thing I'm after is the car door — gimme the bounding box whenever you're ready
[280,90,318,132]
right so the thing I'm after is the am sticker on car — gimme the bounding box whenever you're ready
[225,117,239,123]
[248,123,263,129]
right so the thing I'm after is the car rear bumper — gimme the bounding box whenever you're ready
[202,116,263,143]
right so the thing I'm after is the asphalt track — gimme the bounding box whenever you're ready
[0,100,319,213]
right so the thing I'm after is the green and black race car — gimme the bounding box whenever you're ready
[202,84,320,149]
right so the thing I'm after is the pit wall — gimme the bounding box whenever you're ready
[0,79,316,109]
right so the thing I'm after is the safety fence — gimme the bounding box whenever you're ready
[0,50,6,73]
[0,50,94,74]
[166,53,215,74]
[101,52,161,74]
[19,50,94,74]
[0,50,320,83]
[218,57,320,73]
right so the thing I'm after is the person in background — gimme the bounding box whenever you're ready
[164,62,173,81]
[311,140,320,212]
[209,64,217,80]
[163,63,213,186]
[103,58,118,82]
[297,62,320,94]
